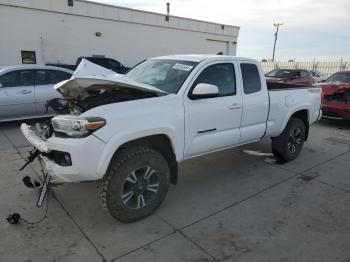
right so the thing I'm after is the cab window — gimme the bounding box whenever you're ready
[240,63,261,94]
[192,63,236,96]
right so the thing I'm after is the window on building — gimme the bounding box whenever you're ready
[21,51,36,64]
[193,63,236,96]
[240,63,261,94]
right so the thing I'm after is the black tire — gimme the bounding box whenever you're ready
[271,117,306,162]
[97,145,170,222]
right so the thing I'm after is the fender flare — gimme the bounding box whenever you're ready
[96,128,180,176]
[279,107,310,135]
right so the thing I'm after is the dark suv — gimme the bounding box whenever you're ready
[76,57,130,74]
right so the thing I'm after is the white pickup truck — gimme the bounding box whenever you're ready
[21,55,322,222]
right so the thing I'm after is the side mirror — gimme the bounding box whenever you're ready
[320,80,326,83]
[0,83,2,88]
[190,83,219,99]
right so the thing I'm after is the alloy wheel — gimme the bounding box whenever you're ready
[121,166,160,209]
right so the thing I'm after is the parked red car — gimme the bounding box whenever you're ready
[319,71,350,120]
[265,69,314,85]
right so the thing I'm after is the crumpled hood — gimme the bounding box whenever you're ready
[318,82,350,96]
[54,59,167,100]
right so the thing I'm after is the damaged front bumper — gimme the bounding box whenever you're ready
[20,123,106,182]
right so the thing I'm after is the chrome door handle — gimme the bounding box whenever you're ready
[228,103,241,110]
[20,90,32,94]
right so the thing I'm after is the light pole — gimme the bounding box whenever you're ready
[272,23,283,62]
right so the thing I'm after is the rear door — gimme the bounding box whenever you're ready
[34,69,71,115]
[184,62,242,157]
[239,62,269,143]
[0,69,36,120]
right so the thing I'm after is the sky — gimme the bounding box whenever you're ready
[91,0,350,61]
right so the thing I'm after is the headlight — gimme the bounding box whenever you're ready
[51,115,106,137]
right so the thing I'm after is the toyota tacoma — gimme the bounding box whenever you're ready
[20,55,323,222]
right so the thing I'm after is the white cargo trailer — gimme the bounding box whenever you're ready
[0,0,239,67]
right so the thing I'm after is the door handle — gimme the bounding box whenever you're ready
[228,103,241,110]
[20,90,32,94]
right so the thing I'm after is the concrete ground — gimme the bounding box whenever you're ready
[0,118,349,262]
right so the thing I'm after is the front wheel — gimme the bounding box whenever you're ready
[97,145,170,222]
[272,117,306,162]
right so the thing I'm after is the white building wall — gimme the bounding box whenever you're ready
[0,0,239,67]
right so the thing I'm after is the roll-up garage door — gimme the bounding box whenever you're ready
[205,39,228,55]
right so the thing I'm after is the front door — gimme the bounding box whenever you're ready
[184,62,242,157]
[0,70,35,121]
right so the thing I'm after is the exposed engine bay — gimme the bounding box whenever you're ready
[47,58,167,115]
[47,83,163,115]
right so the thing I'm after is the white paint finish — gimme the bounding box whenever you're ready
[184,95,242,157]
[238,61,270,143]
[183,60,242,157]
[20,55,322,182]
[0,0,239,67]
[91,94,185,175]
[27,127,106,182]
[191,83,219,96]
[266,88,322,137]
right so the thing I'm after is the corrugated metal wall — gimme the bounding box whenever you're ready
[261,60,350,76]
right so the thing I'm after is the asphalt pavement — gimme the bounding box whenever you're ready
[0,118,349,262]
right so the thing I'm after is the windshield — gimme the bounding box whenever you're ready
[325,72,350,84]
[127,59,198,94]
[266,69,293,78]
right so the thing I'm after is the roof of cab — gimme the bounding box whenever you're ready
[152,54,258,63]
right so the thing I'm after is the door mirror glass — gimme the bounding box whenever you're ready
[190,83,219,99]
[0,83,2,88]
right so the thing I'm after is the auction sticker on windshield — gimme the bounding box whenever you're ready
[172,63,193,71]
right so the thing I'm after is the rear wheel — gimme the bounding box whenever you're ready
[271,117,306,162]
[98,145,170,222]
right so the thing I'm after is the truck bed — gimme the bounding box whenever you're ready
[265,83,322,138]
